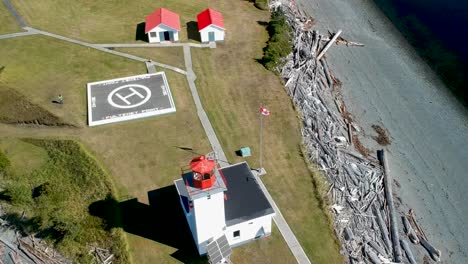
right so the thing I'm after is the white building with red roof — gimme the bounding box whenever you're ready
[197,8,225,43]
[145,8,180,43]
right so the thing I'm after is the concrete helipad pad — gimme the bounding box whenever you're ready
[87,72,176,126]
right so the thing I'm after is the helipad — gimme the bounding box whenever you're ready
[87,72,176,126]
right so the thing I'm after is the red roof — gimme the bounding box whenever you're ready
[145,8,180,33]
[197,8,225,31]
[190,156,215,174]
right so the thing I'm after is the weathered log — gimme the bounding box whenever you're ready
[320,59,333,87]
[400,239,417,264]
[419,235,441,262]
[344,226,354,241]
[368,240,387,257]
[317,30,342,60]
[373,204,392,254]
[347,123,353,146]
[364,245,382,264]
[378,149,402,262]
[402,215,419,244]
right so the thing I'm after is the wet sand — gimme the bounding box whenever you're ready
[295,0,468,262]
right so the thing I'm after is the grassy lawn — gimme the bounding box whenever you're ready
[0,35,145,126]
[0,3,21,35]
[117,47,186,70]
[0,138,130,263]
[11,0,222,43]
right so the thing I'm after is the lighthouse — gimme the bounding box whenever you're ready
[175,155,275,261]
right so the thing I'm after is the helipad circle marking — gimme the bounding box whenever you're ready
[107,84,151,109]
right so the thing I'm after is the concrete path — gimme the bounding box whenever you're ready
[95,42,216,49]
[0,31,37,39]
[182,44,229,167]
[2,0,26,27]
[21,27,186,75]
[145,61,157,74]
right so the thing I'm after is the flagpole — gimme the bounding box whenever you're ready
[260,108,263,173]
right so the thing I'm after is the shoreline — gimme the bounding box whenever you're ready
[295,0,468,262]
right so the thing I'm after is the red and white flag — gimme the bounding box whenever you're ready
[260,107,271,116]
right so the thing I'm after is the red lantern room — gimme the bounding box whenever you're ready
[190,155,216,189]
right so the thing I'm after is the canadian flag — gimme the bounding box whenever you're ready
[260,107,271,116]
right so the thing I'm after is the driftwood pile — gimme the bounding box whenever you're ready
[89,247,114,264]
[17,237,70,264]
[270,0,441,263]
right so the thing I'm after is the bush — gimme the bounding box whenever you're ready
[260,10,292,72]
[254,0,269,10]
[0,139,129,263]
[0,150,10,172]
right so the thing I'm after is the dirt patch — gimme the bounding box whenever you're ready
[371,124,391,146]
[0,86,71,127]
[352,136,371,157]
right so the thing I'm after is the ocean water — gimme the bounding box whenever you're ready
[373,0,468,106]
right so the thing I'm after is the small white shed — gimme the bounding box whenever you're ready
[145,8,180,43]
[197,9,225,43]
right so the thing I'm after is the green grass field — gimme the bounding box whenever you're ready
[0,35,145,127]
[0,3,21,35]
[11,0,220,43]
[1,0,344,263]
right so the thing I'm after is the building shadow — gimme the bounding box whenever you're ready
[135,22,149,42]
[186,21,201,42]
[89,186,206,263]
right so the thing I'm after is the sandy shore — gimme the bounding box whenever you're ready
[295,0,468,262]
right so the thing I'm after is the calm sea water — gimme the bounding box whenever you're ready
[374,0,468,105]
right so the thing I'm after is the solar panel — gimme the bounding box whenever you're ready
[207,234,232,264]
[217,235,232,258]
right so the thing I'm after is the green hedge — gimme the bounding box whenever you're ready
[260,10,292,72]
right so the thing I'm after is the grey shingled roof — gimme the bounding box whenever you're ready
[222,162,275,226]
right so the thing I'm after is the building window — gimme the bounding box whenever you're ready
[233,230,240,238]
[150,32,156,38]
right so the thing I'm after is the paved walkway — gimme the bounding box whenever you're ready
[95,42,216,49]
[182,44,229,167]
[145,61,156,74]
[2,0,26,27]
[22,27,187,75]
[0,31,37,39]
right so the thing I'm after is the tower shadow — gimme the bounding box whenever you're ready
[89,185,206,263]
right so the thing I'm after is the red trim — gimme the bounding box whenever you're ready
[145,8,181,33]
[197,8,225,31]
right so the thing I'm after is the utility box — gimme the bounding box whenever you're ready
[240,147,251,157]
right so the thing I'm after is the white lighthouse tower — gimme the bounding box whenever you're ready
[175,155,228,255]
[175,155,275,263]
